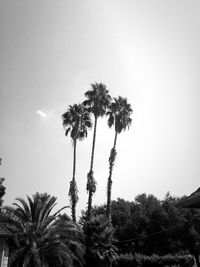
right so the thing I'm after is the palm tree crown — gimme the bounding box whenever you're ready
[62,103,92,141]
[107,96,132,133]
[84,83,111,119]
[1,193,85,267]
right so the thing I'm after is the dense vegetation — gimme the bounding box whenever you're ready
[0,193,85,267]
[80,194,200,266]
[1,191,199,266]
[87,194,200,254]
[113,253,195,267]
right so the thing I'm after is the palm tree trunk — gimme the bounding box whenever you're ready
[113,130,117,148]
[73,139,76,182]
[68,139,77,222]
[106,131,118,220]
[71,139,77,222]
[87,189,92,221]
[87,116,98,221]
[90,116,97,171]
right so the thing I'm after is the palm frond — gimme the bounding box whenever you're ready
[107,113,114,128]
[5,193,85,267]
[14,197,31,220]
[65,127,71,136]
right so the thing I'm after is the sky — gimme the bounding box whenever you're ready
[0,0,200,218]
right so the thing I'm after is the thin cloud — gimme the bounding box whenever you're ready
[36,110,52,118]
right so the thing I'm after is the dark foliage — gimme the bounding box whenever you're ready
[0,178,5,207]
[83,214,118,267]
[81,193,200,263]
[1,193,85,267]
[113,253,194,267]
[0,158,6,207]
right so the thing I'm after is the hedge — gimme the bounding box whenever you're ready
[113,253,194,267]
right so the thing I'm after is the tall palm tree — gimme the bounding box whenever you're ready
[83,83,111,221]
[62,103,92,222]
[0,193,85,267]
[106,96,132,220]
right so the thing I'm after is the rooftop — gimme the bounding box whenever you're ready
[177,187,200,208]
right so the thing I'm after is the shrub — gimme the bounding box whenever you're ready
[113,253,194,267]
[84,215,118,267]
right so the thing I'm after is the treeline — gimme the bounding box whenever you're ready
[80,193,200,266]
[0,168,200,266]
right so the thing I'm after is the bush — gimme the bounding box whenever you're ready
[84,215,118,267]
[113,253,194,267]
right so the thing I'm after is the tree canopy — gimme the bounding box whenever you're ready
[81,193,200,262]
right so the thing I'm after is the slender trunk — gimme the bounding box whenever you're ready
[72,139,77,222]
[90,116,97,171]
[87,190,92,221]
[113,130,118,148]
[85,118,98,267]
[87,116,98,221]
[73,139,76,182]
[106,131,118,220]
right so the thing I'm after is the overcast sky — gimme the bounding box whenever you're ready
[0,0,200,217]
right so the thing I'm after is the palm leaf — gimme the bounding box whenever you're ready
[4,193,85,267]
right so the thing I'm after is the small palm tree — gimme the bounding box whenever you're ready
[83,83,111,221]
[62,103,92,222]
[1,193,85,267]
[106,96,132,220]
[84,214,118,267]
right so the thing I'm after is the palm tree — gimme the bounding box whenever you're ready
[83,83,111,221]
[106,96,132,220]
[62,104,92,222]
[84,214,118,267]
[0,193,85,267]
